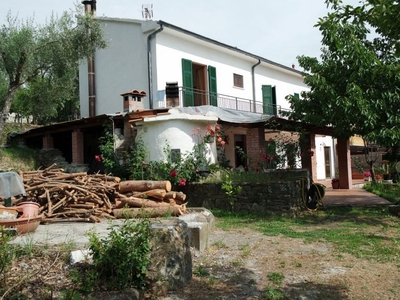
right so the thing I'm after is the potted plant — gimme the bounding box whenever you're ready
[331,178,340,189]
[363,171,371,181]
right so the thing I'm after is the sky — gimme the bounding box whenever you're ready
[0,0,361,69]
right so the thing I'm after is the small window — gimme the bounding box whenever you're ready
[170,149,181,163]
[233,74,243,88]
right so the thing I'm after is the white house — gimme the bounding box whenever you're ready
[78,16,336,180]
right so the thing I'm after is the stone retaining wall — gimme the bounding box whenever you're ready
[181,170,309,216]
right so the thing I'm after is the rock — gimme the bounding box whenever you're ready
[146,219,192,296]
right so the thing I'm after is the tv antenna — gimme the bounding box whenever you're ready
[142,4,153,20]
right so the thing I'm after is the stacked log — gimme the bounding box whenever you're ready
[113,180,188,218]
[18,164,188,223]
[20,164,120,223]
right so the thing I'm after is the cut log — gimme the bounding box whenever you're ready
[119,180,172,193]
[163,191,176,202]
[132,189,167,201]
[121,196,172,208]
[113,206,183,218]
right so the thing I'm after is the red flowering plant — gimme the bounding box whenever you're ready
[203,124,227,147]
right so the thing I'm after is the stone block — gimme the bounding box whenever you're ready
[146,219,192,296]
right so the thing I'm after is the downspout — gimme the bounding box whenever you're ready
[82,0,97,117]
[251,59,261,112]
[147,24,164,109]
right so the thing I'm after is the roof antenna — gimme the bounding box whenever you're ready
[142,4,153,20]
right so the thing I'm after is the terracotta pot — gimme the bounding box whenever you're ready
[16,202,40,218]
[0,215,42,234]
[0,205,18,219]
[332,181,340,189]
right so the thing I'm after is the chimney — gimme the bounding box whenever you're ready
[121,90,147,112]
[82,0,97,117]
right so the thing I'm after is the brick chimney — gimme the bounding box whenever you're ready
[121,89,147,112]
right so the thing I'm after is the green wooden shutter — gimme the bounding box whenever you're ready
[294,93,299,100]
[208,65,217,106]
[262,85,274,115]
[181,58,194,107]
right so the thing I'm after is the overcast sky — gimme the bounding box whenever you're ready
[1,0,361,69]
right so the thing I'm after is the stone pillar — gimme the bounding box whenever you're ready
[336,138,352,189]
[72,129,84,164]
[300,133,316,181]
[246,127,265,171]
[42,134,54,149]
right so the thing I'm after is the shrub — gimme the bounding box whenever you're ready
[88,219,152,290]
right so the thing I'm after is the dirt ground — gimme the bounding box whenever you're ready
[159,226,400,300]
[3,221,400,300]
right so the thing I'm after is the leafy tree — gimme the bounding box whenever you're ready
[284,0,400,147]
[0,5,106,137]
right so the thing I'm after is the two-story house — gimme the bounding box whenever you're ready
[78,16,337,180]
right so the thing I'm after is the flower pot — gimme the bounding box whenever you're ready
[0,206,18,219]
[0,215,42,234]
[332,181,340,189]
[16,202,40,218]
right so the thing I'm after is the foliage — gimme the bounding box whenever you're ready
[283,0,400,147]
[11,70,80,125]
[267,272,285,286]
[88,219,152,291]
[0,5,107,138]
[125,137,148,180]
[98,124,129,179]
[0,228,14,287]
[148,126,226,187]
[0,146,39,171]
[363,182,400,204]
[149,143,201,188]
[221,173,242,210]
[263,286,288,300]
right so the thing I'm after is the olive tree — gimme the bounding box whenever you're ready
[0,5,106,137]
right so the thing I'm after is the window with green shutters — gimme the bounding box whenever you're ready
[208,65,217,106]
[262,85,277,115]
[181,58,194,107]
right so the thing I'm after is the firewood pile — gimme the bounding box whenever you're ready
[19,164,188,223]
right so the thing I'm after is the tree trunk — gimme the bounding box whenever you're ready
[119,180,172,193]
[113,206,183,218]
[121,196,172,208]
[0,86,18,141]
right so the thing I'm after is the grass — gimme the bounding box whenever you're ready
[364,181,400,204]
[212,206,400,263]
[0,146,39,171]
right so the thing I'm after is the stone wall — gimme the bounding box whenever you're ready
[181,170,309,217]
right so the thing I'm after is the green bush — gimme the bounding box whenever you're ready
[88,219,152,290]
[0,228,14,288]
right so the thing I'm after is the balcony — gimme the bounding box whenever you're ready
[157,87,290,118]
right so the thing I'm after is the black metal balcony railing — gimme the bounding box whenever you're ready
[158,87,290,117]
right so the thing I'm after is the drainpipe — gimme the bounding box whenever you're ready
[82,0,97,117]
[251,59,261,113]
[147,24,164,109]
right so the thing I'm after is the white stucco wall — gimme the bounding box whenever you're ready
[135,113,219,164]
[79,18,308,117]
[153,30,307,111]
[79,19,155,117]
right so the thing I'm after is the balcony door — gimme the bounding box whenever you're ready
[182,58,217,107]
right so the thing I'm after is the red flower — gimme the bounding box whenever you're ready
[220,141,226,146]
[95,155,102,162]
[179,178,186,186]
[170,169,178,177]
